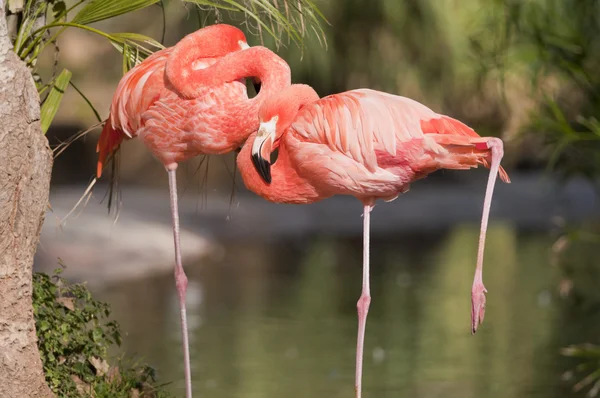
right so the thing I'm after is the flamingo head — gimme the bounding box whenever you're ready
[201,24,249,54]
[176,24,250,63]
[252,84,320,183]
[251,116,279,183]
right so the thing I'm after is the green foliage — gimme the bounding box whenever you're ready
[471,0,600,180]
[562,344,600,397]
[33,268,172,397]
[71,0,161,25]
[10,0,162,131]
[183,0,327,51]
[39,68,71,134]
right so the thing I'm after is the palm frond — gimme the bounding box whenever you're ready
[183,0,328,50]
[71,0,160,25]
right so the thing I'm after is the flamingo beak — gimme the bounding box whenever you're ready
[239,41,250,50]
[251,120,277,184]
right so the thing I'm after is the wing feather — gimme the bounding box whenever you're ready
[290,89,442,171]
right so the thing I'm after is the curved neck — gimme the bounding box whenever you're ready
[237,133,323,204]
[170,46,291,100]
[279,84,321,110]
[269,84,320,136]
[164,25,250,94]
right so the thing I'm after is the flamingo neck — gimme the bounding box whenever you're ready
[165,25,246,94]
[237,133,323,204]
[171,46,291,100]
[265,84,321,136]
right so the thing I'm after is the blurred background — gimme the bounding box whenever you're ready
[33,0,600,397]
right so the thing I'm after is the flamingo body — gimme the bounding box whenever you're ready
[238,84,510,398]
[96,24,291,398]
[246,88,509,202]
[96,24,248,177]
[139,80,255,166]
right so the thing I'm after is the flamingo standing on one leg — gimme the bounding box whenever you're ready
[236,84,511,398]
[96,25,291,398]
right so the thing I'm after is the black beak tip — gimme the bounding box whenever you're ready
[251,153,272,184]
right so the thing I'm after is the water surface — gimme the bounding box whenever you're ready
[96,223,592,397]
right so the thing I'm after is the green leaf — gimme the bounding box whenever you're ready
[40,320,50,331]
[14,2,47,55]
[40,69,72,135]
[110,32,164,54]
[72,0,160,26]
[92,327,103,342]
[39,22,163,67]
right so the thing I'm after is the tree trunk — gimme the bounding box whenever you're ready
[0,1,54,396]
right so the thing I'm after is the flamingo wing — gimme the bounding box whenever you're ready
[292,89,470,170]
[110,49,171,136]
[290,89,509,183]
[109,50,224,137]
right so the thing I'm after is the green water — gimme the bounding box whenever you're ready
[96,222,594,397]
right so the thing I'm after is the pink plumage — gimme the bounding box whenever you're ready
[96,24,249,177]
[95,24,292,398]
[238,83,510,398]
[284,89,509,200]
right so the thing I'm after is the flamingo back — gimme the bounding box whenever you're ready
[138,80,250,166]
[290,89,509,182]
[97,50,171,177]
[290,89,440,172]
[97,50,224,177]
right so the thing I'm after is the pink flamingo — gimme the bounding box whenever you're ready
[97,24,257,176]
[97,25,291,397]
[236,84,511,398]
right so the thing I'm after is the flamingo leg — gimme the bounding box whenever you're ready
[355,203,373,398]
[471,138,504,334]
[168,168,193,398]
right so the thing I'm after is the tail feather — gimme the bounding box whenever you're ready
[426,133,511,184]
[421,115,481,139]
[421,115,510,183]
[97,119,126,178]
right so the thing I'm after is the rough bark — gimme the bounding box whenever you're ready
[0,1,54,396]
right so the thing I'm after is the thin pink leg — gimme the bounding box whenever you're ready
[355,203,372,398]
[168,168,193,398]
[471,138,504,334]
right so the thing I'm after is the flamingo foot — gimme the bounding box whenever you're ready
[471,281,487,335]
[355,293,371,398]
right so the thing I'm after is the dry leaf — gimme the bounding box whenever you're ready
[71,374,93,396]
[56,297,75,311]
[130,388,140,398]
[89,356,110,376]
[106,366,122,385]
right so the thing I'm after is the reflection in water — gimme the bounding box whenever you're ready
[96,224,583,398]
